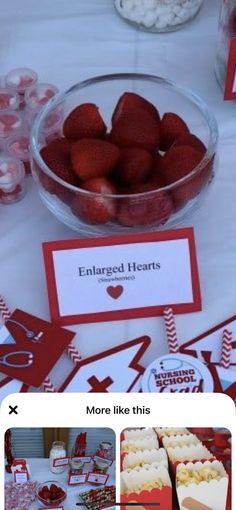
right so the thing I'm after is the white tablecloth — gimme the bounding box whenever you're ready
[1,0,236,392]
[5,458,116,509]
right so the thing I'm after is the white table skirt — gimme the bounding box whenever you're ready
[5,458,116,509]
[1,0,236,393]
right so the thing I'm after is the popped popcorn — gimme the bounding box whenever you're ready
[125,478,166,494]
[114,0,204,32]
[177,466,221,487]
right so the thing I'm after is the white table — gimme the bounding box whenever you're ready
[5,458,116,509]
[1,0,236,393]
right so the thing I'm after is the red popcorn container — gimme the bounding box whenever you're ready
[0,110,22,139]
[123,429,156,441]
[5,67,38,108]
[215,0,236,99]
[167,444,215,476]
[0,88,20,111]
[0,156,26,204]
[162,434,200,451]
[6,133,31,175]
[122,448,168,471]
[155,428,190,447]
[121,465,172,510]
[214,429,231,449]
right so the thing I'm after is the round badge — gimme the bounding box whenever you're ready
[142,353,214,393]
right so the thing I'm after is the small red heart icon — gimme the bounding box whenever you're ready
[106,285,124,299]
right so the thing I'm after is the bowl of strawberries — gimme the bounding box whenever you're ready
[31,73,218,236]
[37,480,67,506]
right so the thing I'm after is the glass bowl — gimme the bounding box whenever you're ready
[37,480,67,507]
[30,73,218,237]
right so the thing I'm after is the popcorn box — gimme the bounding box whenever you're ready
[162,434,200,450]
[121,465,172,510]
[155,428,190,442]
[167,444,215,475]
[123,428,156,440]
[176,460,229,510]
[123,448,168,471]
[121,436,159,454]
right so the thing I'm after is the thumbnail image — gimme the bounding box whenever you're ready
[4,427,116,509]
[120,427,231,510]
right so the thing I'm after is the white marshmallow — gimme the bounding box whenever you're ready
[115,0,203,30]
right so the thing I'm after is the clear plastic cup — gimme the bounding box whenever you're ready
[5,68,38,109]
[25,82,59,111]
[0,88,19,111]
[0,110,22,139]
[0,156,26,203]
[7,133,31,175]
[25,108,63,144]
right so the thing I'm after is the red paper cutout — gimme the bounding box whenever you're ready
[87,375,113,392]
[180,316,236,365]
[0,309,75,387]
[59,336,151,393]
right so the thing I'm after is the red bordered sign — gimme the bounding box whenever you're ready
[86,472,109,485]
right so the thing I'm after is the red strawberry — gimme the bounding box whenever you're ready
[228,7,236,35]
[50,484,58,493]
[160,112,189,151]
[112,91,160,125]
[63,103,107,140]
[161,144,210,204]
[71,138,120,180]
[71,177,116,224]
[113,147,153,185]
[41,489,50,500]
[128,173,166,194]
[173,133,206,154]
[40,138,78,185]
[117,179,174,227]
[110,111,160,152]
[39,138,78,203]
[151,152,165,175]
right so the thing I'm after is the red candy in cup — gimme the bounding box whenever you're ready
[25,82,59,110]
[0,156,25,203]
[0,110,22,138]
[0,89,19,111]
[7,134,31,175]
[5,67,38,109]
[5,67,38,94]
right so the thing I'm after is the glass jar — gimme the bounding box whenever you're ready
[93,458,109,475]
[96,442,113,460]
[69,457,84,475]
[215,0,236,90]
[49,441,67,474]
[114,0,204,32]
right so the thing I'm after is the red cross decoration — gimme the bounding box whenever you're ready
[87,376,113,393]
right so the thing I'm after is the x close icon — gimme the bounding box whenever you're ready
[9,405,18,415]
